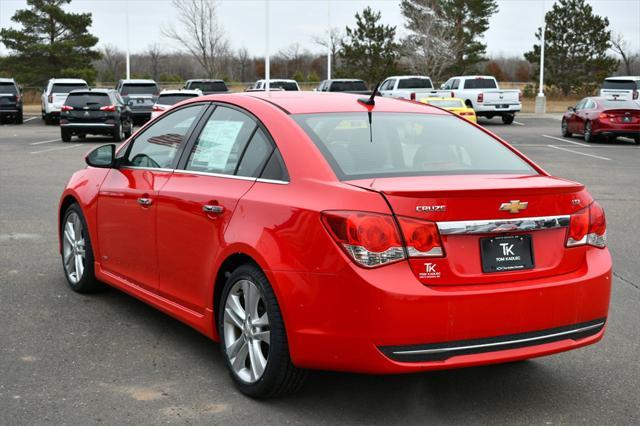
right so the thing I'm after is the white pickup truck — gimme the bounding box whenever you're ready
[431,75,521,124]
[378,75,434,100]
[599,76,640,101]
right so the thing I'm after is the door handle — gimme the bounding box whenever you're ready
[202,204,224,214]
[137,197,153,206]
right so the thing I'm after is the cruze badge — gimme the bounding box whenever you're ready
[499,200,528,214]
[416,205,446,213]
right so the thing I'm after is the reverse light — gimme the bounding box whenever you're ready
[61,105,73,111]
[321,211,405,268]
[100,105,116,112]
[477,93,484,103]
[566,201,606,248]
[397,217,444,257]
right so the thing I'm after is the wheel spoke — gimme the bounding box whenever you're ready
[249,340,266,380]
[75,254,84,279]
[243,281,259,318]
[63,228,74,245]
[226,335,244,358]
[253,330,270,344]
[65,221,75,241]
[231,340,249,371]
[64,249,75,271]
[73,215,82,241]
[224,306,244,329]
[252,313,269,327]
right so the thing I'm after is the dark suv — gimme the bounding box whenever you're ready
[60,89,132,142]
[183,79,229,94]
[0,78,23,124]
[116,79,160,124]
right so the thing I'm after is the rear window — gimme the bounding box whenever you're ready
[64,93,110,108]
[293,113,535,179]
[463,78,497,89]
[600,100,639,109]
[188,81,228,92]
[271,81,299,91]
[0,82,18,94]
[398,78,433,89]
[329,81,367,92]
[121,83,158,95]
[52,83,88,94]
[425,99,464,108]
[157,93,199,105]
[602,80,638,90]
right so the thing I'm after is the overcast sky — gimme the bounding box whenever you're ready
[0,0,639,58]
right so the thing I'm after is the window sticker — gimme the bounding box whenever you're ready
[191,120,244,170]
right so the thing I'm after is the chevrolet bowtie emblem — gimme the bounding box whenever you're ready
[499,200,528,214]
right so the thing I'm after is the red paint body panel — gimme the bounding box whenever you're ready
[59,92,612,375]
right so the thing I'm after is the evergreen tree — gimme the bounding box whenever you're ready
[336,7,399,85]
[524,0,618,96]
[0,0,100,85]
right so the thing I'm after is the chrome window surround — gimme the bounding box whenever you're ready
[437,215,570,235]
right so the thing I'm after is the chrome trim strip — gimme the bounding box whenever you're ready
[173,169,257,182]
[437,215,570,235]
[256,178,289,185]
[60,123,115,127]
[120,166,174,172]
[392,321,605,356]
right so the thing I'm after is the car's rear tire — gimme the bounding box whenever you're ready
[219,264,307,398]
[61,128,71,142]
[584,121,596,143]
[45,113,55,125]
[124,120,133,138]
[14,112,23,124]
[561,118,571,137]
[502,114,515,125]
[61,204,103,293]
[112,123,124,142]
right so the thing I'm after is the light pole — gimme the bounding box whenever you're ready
[265,0,270,92]
[125,0,130,79]
[535,1,546,114]
[327,0,331,80]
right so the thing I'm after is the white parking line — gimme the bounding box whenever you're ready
[513,121,525,126]
[30,144,83,155]
[30,138,61,145]
[542,134,589,147]
[547,145,611,161]
[23,117,38,123]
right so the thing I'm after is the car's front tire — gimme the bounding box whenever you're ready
[584,121,596,143]
[61,128,71,142]
[219,264,307,398]
[61,204,103,293]
[561,118,571,137]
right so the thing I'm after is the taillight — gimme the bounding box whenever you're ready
[450,91,455,98]
[410,92,416,101]
[397,217,444,257]
[518,92,522,102]
[567,202,606,248]
[61,105,73,111]
[633,90,638,100]
[15,94,21,103]
[100,105,116,112]
[477,93,484,103]
[48,95,53,103]
[321,211,405,267]
[152,105,164,112]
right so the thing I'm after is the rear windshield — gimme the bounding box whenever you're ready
[293,113,535,179]
[600,100,639,109]
[463,78,497,89]
[425,99,464,108]
[271,81,299,91]
[602,80,638,90]
[398,78,433,89]
[121,83,158,95]
[52,83,88,93]
[65,93,111,108]
[188,81,228,92]
[329,81,367,92]
[157,93,199,105]
[0,82,18,94]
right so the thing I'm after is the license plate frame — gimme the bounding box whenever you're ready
[480,234,534,273]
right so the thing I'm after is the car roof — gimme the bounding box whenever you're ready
[0,77,16,83]
[256,79,297,83]
[211,91,449,115]
[386,75,431,79]
[187,79,225,83]
[159,89,201,95]
[327,78,365,82]
[120,79,157,84]
[604,76,640,81]
[69,88,113,94]
[50,78,87,83]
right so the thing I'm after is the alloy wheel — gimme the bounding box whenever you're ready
[223,279,271,383]
[62,212,86,284]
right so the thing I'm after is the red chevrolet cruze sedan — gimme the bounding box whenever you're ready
[59,92,611,397]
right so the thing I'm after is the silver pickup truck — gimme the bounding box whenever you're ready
[431,75,521,124]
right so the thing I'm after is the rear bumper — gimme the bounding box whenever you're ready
[61,123,115,134]
[593,120,639,137]
[271,247,611,374]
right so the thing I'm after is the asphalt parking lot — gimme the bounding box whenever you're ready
[1,114,639,425]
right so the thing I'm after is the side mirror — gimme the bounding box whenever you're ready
[440,84,445,89]
[567,106,575,112]
[85,144,116,168]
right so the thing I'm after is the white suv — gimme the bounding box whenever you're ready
[599,76,640,101]
[41,78,88,124]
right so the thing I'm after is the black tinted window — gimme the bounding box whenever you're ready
[602,80,638,90]
[188,81,228,92]
[52,83,88,93]
[330,81,367,92]
[0,83,18,94]
[271,81,298,91]
[157,94,199,105]
[463,78,497,89]
[186,106,256,175]
[236,128,273,177]
[126,104,204,168]
[65,93,111,108]
[261,150,288,181]
[398,78,433,89]
[121,84,158,95]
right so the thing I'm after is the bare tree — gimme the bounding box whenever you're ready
[312,27,342,73]
[98,44,125,82]
[609,32,635,76]
[236,47,251,83]
[162,0,229,78]
[146,43,164,81]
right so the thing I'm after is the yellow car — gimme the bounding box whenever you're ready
[419,97,477,123]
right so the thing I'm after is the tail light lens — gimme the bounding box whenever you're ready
[397,217,444,257]
[48,95,53,103]
[100,105,116,112]
[633,90,638,100]
[61,105,73,111]
[321,211,405,267]
[477,93,484,103]
[410,92,416,101]
[16,94,21,103]
[518,92,523,102]
[567,201,606,248]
